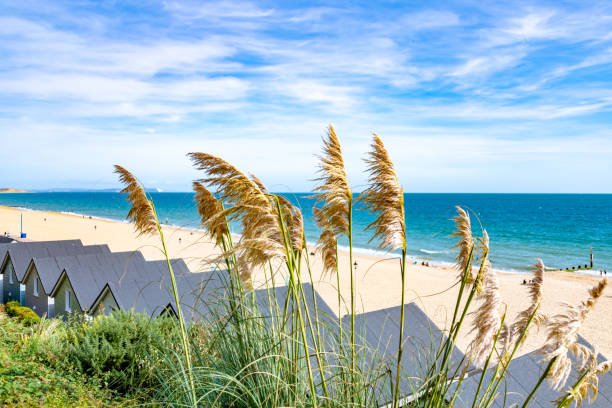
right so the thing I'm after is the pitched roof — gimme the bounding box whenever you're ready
[49,251,147,312]
[450,336,612,407]
[254,283,339,374]
[27,244,111,294]
[342,303,474,405]
[0,240,98,281]
[139,267,238,321]
[89,258,197,316]
[0,242,17,262]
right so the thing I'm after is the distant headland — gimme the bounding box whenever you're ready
[0,188,29,193]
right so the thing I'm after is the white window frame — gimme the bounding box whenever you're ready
[33,277,39,297]
[65,289,71,312]
[8,269,13,284]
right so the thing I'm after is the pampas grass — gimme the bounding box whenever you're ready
[510,258,546,347]
[276,195,304,253]
[360,133,406,252]
[451,206,475,284]
[193,181,229,247]
[311,124,357,390]
[470,268,502,368]
[188,152,283,280]
[559,356,612,407]
[312,124,351,239]
[114,165,197,407]
[359,133,407,406]
[109,128,610,408]
[313,208,338,276]
[114,165,157,236]
[541,279,608,391]
[189,152,322,406]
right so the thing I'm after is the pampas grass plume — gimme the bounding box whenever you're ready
[359,133,406,252]
[542,279,607,390]
[193,181,228,246]
[312,124,352,274]
[451,206,474,283]
[114,165,157,236]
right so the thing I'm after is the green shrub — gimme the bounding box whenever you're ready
[4,300,20,316]
[60,309,179,395]
[0,310,118,406]
[5,301,41,326]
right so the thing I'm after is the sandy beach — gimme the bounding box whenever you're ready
[2,205,609,358]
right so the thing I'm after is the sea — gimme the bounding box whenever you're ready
[0,192,610,275]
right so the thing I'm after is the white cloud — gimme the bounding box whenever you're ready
[400,10,461,30]
[502,11,558,40]
[163,0,274,19]
[281,80,357,112]
[1,1,612,192]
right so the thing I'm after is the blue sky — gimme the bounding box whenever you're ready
[1,0,611,193]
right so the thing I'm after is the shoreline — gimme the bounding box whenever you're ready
[2,204,601,278]
[1,204,609,357]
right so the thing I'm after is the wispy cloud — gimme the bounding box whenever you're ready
[0,0,611,192]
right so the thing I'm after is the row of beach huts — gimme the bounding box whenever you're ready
[1,238,611,406]
[0,239,215,320]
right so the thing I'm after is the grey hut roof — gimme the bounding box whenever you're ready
[0,236,15,244]
[342,303,474,405]
[26,244,111,294]
[450,335,612,408]
[49,251,146,312]
[129,262,226,320]
[89,258,198,316]
[255,283,339,350]
[0,239,98,281]
[157,272,338,328]
[253,283,338,328]
[0,242,17,263]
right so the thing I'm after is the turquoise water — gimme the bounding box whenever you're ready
[1,192,610,274]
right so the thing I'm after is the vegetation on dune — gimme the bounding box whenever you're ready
[0,305,120,407]
[4,301,41,326]
[2,126,609,407]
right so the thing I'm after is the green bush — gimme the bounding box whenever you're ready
[5,301,41,326]
[5,300,20,316]
[60,309,179,395]
[0,310,118,406]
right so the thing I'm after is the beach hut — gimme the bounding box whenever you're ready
[161,266,231,322]
[0,242,17,303]
[89,258,194,317]
[342,304,474,406]
[88,259,229,320]
[449,335,612,407]
[0,240,102,305]
[49,251,147,317]
[20,245,111,317]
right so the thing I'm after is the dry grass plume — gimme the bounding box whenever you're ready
[312,124,352,274]
[510,259,546,347]
[541,279,608,390]
[359,133,406,252]
[114,165,158,236]
[188,153,289,278]
[469,232,502,368]
[566,357,612,406]
[451,206,475,283]
[193,181,229,247]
